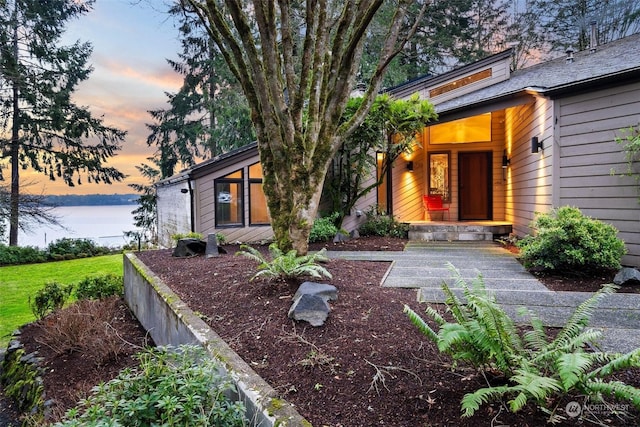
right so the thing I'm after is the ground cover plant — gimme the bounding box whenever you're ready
[0,254,122,347]
[54,345,245,427]
[404,265,640,423]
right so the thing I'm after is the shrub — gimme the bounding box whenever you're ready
[517,206,626,274]
[404,264,640,418]
[309,212,340,243]
[358,208,409,238]
[74,274,123,300]
[0,244,47,266]
[54,345,246,426]
[29,281,73,319]
[170,231,203,245]
[47,238,108,260]
[37,297,129,365]
[237,243,332,282]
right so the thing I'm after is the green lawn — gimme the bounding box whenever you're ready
[0,254,123,347]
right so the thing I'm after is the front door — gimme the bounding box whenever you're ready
[458,152,492,220]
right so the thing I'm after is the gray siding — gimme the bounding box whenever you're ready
[557,82,640,267]
[193,156,275,244]
[504,97,555,238]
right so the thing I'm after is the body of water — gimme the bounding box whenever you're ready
[18,205,138,248]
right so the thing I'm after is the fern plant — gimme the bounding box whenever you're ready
[405,264,640,418]
[237,244,332,282]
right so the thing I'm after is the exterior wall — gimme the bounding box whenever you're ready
[392,143,426,221]
[193,156,274,244]
[156,176,192,248]
[556,82,640,267]
[420,56,512,105]
[504,97,555,237]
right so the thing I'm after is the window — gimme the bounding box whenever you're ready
[215,169,244,227]
[429,113,492,144]
[428,152,451,202]
[249,163,270,225]
[376,152,390,213]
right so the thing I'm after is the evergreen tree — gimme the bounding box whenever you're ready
[530,0,640,53]
[0,0,126,246]
[128,159,160,245]
[146,4,254,179]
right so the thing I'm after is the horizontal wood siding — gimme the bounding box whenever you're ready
[421,57,512,105]
[558,81,640,266]
[193,154,275,244]
[504,97,554,237]
[392,143,426,221]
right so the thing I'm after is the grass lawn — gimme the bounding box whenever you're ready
[0,254,123,348]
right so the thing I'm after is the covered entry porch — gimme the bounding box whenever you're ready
[407,220,512,241]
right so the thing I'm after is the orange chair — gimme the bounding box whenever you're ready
[423,194,450,221]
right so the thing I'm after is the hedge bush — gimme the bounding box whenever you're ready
[517,206,626,274]
[74,274,123,300]
[0,245,47,266]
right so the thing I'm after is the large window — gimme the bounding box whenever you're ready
[215,169,244,227]
[249,163,270,225]
[429,113,492,144]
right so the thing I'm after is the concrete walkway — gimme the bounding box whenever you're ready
[327,241,640,353]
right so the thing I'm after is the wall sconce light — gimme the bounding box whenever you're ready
[406,161,414,172]
[502,150,510,169]
[531,136,544,153]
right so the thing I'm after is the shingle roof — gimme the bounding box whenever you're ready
[435,32,640,115]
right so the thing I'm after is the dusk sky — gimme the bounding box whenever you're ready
[24,0,183,195]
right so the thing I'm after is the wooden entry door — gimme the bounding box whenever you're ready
[458,152,492,220]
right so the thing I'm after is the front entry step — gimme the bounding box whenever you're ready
[408,222,512,242]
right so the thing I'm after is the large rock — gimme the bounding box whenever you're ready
[288,282,338,327]
[172,238,206,257]
[614,267,640,287]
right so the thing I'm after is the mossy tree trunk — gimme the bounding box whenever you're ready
[185,0,426,254]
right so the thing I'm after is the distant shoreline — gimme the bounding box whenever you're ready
[43,194,139,207]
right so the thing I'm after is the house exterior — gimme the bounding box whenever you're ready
[156,33,640,266]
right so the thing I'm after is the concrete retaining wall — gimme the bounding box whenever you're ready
[124,253,311,427]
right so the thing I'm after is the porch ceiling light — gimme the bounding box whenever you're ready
[531,136,544,153]
[406,161,414,172]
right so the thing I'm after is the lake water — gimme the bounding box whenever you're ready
[17,205,138,248]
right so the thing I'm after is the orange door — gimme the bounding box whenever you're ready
[458,152,492,220]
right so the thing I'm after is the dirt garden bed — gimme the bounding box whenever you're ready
[2,236,639,426]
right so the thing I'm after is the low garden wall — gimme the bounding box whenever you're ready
[123,253,311,427]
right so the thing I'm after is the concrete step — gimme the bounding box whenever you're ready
[408,222,512,242]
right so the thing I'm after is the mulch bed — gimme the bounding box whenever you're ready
[2,236,639,426]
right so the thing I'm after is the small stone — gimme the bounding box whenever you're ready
[614,267,640,286]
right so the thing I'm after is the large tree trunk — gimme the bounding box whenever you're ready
[9,15,19,247]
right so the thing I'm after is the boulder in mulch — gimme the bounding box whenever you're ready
[614,267,640,287]
[172,238,206,257]
[288,282,338,327]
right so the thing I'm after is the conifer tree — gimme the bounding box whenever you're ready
[0,0,126,245]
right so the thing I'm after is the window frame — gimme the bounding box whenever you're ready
[214,169,245,228]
